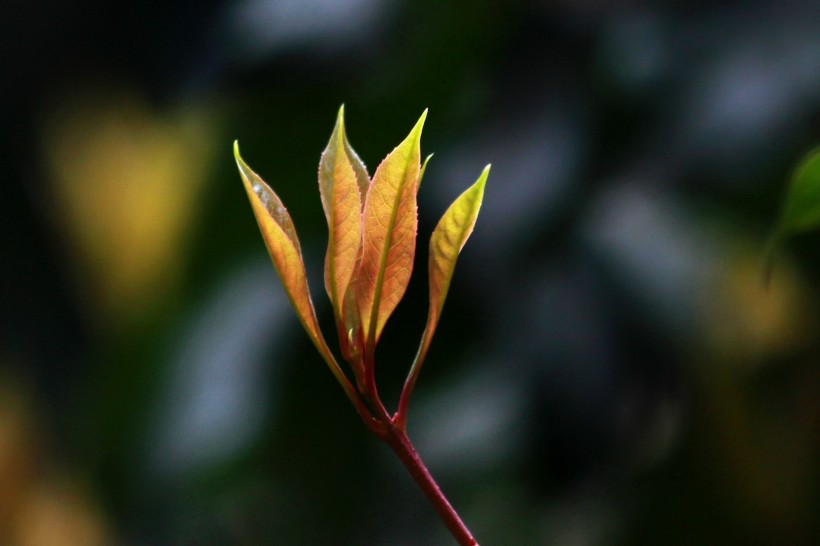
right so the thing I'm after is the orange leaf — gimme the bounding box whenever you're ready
[357,110,427,349]
[319,106,364,327]
[234,142,334,362]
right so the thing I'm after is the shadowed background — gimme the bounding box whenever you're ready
[2,0,819,544]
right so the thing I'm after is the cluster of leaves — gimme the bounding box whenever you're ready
[233,106,489,433]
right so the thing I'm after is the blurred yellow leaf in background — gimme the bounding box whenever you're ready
[700,240,814,362]
[42,86,217,326]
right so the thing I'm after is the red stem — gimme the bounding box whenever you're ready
[382,425,478,546]
[357,330,476,543]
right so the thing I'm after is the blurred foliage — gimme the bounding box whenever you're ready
[42,88,218,327]
[775,148,820,236]
[767,148,820,278]
[2,0,819,545]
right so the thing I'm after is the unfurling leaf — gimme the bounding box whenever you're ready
[319,106,364,329]
[357,110,427,350]
[234,141,333,362]
[417,154,433,191]
[765,147,820,281]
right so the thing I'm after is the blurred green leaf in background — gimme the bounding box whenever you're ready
[767,148,820,279]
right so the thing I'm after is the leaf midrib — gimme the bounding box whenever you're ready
[368,146,417,344]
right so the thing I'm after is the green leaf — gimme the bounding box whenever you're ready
[234,141,335,364]
[417,153,433,191]
[357,110,427,351]
[425,164,489,341]
[318,106,364,328]
[765,147,820,281]
[775,147,820,236]
[396,164,489,428]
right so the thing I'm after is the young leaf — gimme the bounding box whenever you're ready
[396,165,489,427]
[425,164,489,346]
[319,106,363,327]
[357,110,427,350]
[417,154,433,191]
[234,141,333,362]
[765,147,820,281]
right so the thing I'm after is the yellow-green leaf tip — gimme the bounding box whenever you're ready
[418,153,434,189]
[418,108,429,125]
[476,164,491,188]
[410,109,428,138]
[234,140,248,171]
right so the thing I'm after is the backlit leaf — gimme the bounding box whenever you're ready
[425,164,489,346]
[234,142,333,361]
[357,110,427,349]
[396,165,489,427]
[319,106,363,326]
[417,154,433,191]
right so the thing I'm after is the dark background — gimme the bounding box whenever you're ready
[2,1,819,544]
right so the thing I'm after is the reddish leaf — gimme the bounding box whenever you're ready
[357,111,427,349]
[319,106,364,327]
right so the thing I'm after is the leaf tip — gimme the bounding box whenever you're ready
[412,108,429,138]
[330,104,350,147]
[417,153,434,189]
[419,107,429,123]
[234,140,251,175]
[476,164,491,189]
